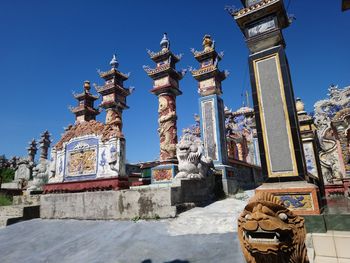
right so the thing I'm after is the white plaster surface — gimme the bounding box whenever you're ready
[168,191,253,236]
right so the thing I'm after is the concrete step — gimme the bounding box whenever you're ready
[0,216,22,227]
[0,205,40,227]
[0,205,24,217]
[13,195,41,206]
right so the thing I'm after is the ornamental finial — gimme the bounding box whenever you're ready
[295,97,305,113]
[202,34,213,51]
[110,54,119,69]
[160,33,170,51]
[84,80,91,92]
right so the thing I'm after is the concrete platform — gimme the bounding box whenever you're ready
[41,177,216,220]
[0,197,249,263]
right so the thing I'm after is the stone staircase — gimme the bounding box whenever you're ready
[0,195,40,227]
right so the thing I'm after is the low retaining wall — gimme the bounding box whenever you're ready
[41,176,217,220]
[41,187,176,220]
[229,160,263,190]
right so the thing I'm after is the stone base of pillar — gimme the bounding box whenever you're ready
[171,175,215,207]
[255,181,321,215]
[344,178,350,196]
[214,164,238,195]
[151,163,178,184]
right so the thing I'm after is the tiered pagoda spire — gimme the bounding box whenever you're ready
[95,55,133,137]
[27,139,37,163]
[190,35,228,97]
[39,130,51,160]
[71,81,100,123]
[144,33,186,162]
[190,35,229,165]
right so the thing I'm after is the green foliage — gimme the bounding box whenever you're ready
[132,214,161,222]
[154,214,160,220]
[132,216,141,222]
[0,168,15,183]
[0,194,12,206]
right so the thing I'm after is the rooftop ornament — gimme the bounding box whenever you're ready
[110,54,119,69]
[160,32,170,51]
[295,97,305,113]
[202,34,214,51]
[84,80,91,93]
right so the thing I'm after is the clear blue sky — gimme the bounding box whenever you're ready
[0,0,349,163]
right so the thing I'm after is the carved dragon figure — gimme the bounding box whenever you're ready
[313,85,350,183]
[238,192,309,263]
[175,133,213,179]
[158,95,177,160]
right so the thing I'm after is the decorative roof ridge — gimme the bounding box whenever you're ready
[73,91,99,100]
[70,104,100,112]
[98,68,129,80]
[190,64,216,74]
[146,33,182,62]
[298,114,313,122]
[232,0,277,18]
[147,48,182,62]
[55,120,105,150]
[232,106,254,116]
[190,47,217,58]
[190,65,228,78]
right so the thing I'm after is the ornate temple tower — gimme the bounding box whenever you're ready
[296,98,323,179]
[94,55,134,177]
[44,55,132,192]
[144,33,185,183]
[190,35,232,177]
[296,98,325,202]
[27,139,37,163]
[96,55,133,137]
[39,131,51,161]
[228,0,320,214]
[70,81,100,123]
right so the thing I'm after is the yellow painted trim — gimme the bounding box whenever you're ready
[300,124,311,132]
[253,53,299,178]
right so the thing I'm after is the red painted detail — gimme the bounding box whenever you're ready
[129,180,151,187]
[43,177,129,194]
[325,182,347,197]
[343,178,350,193]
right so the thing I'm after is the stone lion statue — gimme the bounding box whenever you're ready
[27,159,50,192]
[175,133,213,179]
[238,192,309,263]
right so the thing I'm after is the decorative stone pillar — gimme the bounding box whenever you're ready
[229,0,320,214]
[27,139,37,163]
[70,81,100,123]
[190,35,235,191]
[296,98,323,180]
[190,35,229,165]
[28,131,51,192]
[144,33,185,183]
[39,131,51,160]
[296,98,325,202]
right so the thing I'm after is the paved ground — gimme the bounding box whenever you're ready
[0,195,252,263]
